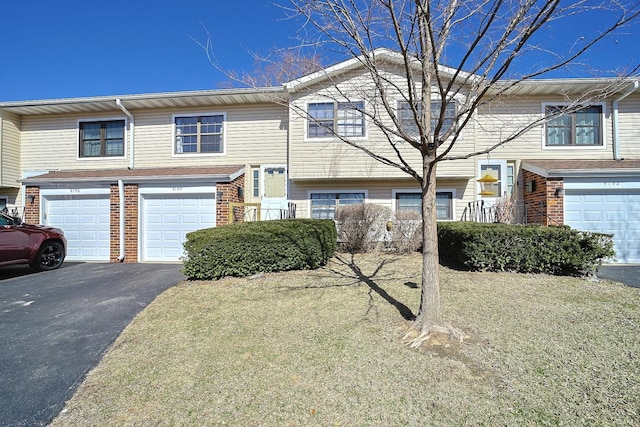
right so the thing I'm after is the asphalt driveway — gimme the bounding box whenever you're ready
[0,262,184,427]
[597,265,640,289]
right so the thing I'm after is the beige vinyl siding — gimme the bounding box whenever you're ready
[133,103,287,168]
[474,96,616,161]
[617,93,640,159]
[18,103,288,173]
[20,113,130,171]
[1,111,21,188]
[288,68,476,181]
[289,178,472,221]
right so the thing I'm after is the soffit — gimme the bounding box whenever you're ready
[0,88,285,116]
[21,165,245,184]
[522,159,640,178]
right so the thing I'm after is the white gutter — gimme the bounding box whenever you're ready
[612,80,639,160]
[117,179,126,262]
[115,99,135,169]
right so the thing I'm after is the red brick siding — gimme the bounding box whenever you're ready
[110,183,139,263]
[216,174,245,226]
[24,187,40,224]
[545,178,564,226]
[522,170,564,226]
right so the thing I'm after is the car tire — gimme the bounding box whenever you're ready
[31,241,65,271]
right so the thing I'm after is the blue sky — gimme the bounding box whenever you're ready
[0,0,301,101]
[1,1,638,102]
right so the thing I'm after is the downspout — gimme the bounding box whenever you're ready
[612,80,639,160]
[115,99,135,169]
[117,179,126,262]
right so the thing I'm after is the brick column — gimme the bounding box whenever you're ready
[522,170,564,226]
[216,174,245,226]
[110,183,139,263]
[545,178,564,226]
[24,187,40,224]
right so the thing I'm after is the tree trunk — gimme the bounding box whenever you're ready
[414,157,442,331]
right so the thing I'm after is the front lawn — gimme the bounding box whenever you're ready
[51,253,640,426]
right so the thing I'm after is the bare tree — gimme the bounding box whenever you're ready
[280,0,640,345]
[193,28,325,87]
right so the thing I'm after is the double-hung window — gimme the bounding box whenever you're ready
[175,114,224,154]
[397,100,456,137]
[395,191,454,220]
[545,105,603,146]
[79,120,125,157]
[310,192,365,219]
[308,101,364,138]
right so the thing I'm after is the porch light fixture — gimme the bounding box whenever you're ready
[478,173,498,196]
[26,194,36,204]
[525,180,536,193]
[554,187,564,198]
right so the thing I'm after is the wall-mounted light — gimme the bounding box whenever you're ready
[237,187,244,199]
[216,191,224,201]
[525,180,536,193]
[26,194,36,204]
[554,187,564,198]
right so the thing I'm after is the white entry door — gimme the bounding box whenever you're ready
[44,194,110,261]
[260,165,288,220]
[140,190,216,262]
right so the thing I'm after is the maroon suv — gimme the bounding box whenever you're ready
[0,211,67,271]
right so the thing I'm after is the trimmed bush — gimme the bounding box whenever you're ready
[182,219,337,280]
[335,203,391,253]
[438,222,614,276]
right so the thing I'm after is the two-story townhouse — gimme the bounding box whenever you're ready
[1,51,639,264]
[283,52,640,264]
[0,89,289,263]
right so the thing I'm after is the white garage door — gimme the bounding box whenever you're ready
[564,188,640,263]
[45,195,110,261]
[141,193,216,262]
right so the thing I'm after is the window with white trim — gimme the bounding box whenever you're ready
[175,114,224,154]
[395,191,454,220]
[545,105,603,146]
[397,100,456,137]
[252,168,260,198]
[308,101,365,138]
[507,163,515,196]
[0,197,7,210]
[310,192,365,219]
[79,120,125,157]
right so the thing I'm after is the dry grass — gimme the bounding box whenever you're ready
[51,253,640,426]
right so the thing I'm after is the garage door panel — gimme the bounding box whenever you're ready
[141,192,216,262]
[565,188,640,264]
[45,195,110,262]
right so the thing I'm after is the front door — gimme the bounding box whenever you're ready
[261,166,287,220]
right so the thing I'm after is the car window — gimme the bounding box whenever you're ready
[0,215,13,226]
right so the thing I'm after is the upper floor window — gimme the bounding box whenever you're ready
[175,114,224,154]
[79,120,125,157]
[310,192,365,219]
[398,100,456,137]
[395,191,454,220]
[308,101,365,138]
[545,105,603,146]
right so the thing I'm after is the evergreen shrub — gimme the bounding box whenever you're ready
[182,219,337,280]
[437,222,614,275]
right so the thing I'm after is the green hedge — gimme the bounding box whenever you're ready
[438,222,614,275]
[182,219,337,280]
